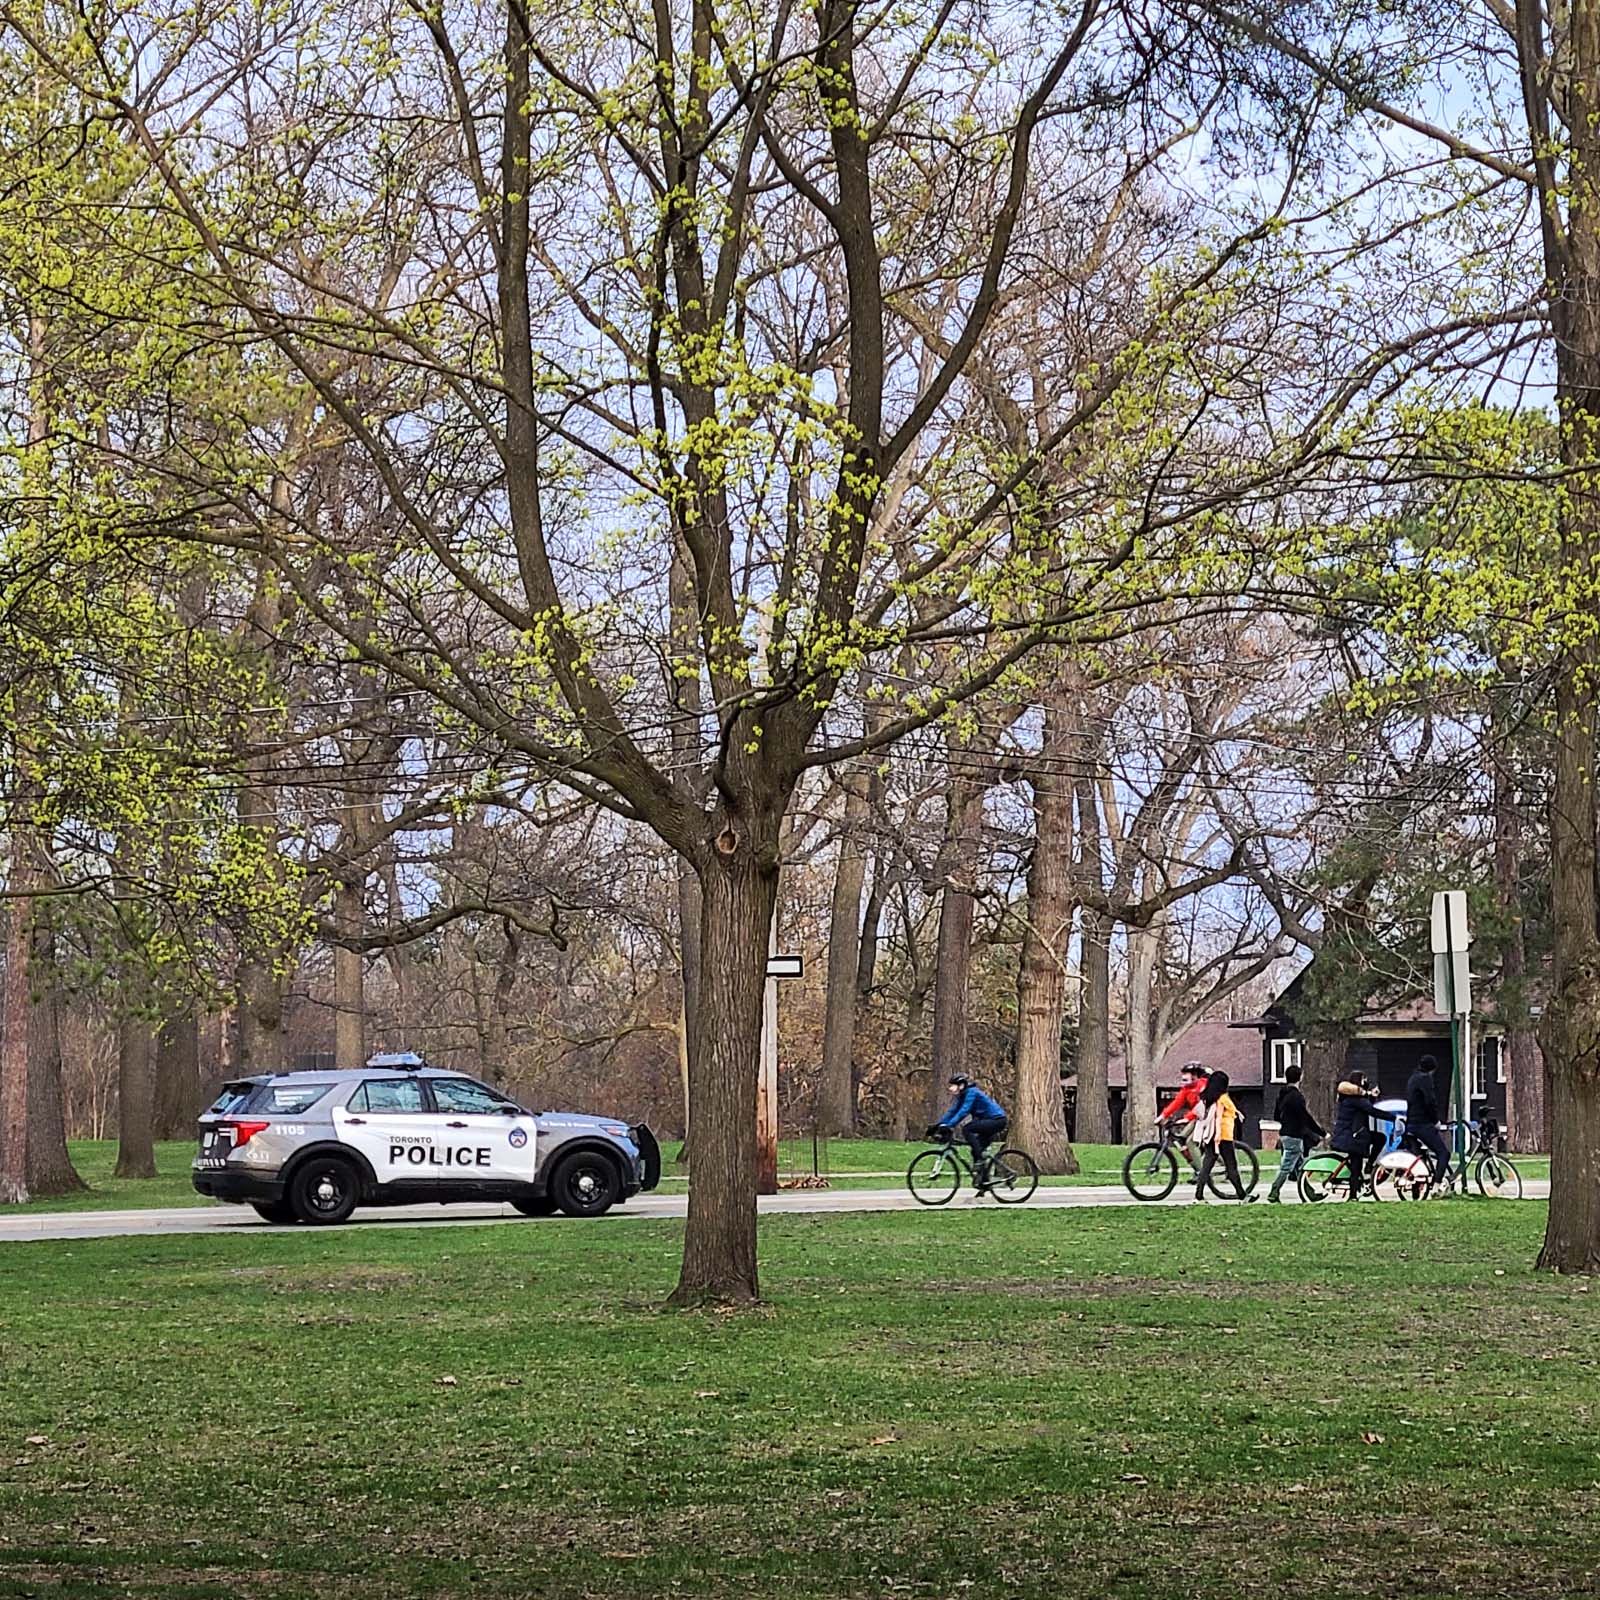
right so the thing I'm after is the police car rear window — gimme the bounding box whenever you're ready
[206,1083,256,1115]
[255,1082,334,1115]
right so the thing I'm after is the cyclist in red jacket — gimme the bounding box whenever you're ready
[1159,1062,1209,1141]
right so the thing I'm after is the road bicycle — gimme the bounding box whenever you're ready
[906,1128,1040,1206]
[1122,1120,1260,1202]
[1439,1113,1524,1199]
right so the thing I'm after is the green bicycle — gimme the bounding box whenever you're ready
[906,1128,1040,1206]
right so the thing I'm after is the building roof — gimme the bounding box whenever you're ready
[1226,968,1453,1033]
[1102,1017,1265,1091]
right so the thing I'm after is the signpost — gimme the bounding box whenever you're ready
[757,949,804,1195]
[1430,890,1471,1163]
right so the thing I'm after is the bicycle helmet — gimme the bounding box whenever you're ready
[1180,1060,1207,1077]
[947,1073,973,1089]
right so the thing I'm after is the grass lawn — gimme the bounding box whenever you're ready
[18,1138,1550,1212]
[16,1137,1139,1213]
[12,1142,220,1213]
[660,1137,1142,1188]
[0,1202,1592,1599]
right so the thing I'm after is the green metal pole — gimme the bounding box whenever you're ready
[1443,896,1466,1183]
[1450,1014,1464,1165]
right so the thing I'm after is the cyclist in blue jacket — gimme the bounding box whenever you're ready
[934,1074,1008,1183]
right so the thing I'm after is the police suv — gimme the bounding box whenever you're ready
[192,1053,660,1225]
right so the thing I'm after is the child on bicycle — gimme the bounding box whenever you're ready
[1192,1070,1256,1203]
[933,1075,1008,1185]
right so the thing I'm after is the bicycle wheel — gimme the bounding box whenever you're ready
[906,1149,961,1205]
[1122,1142,1179,1201]
[1475,1153,1523,1200]
[988,1147,1039,1204]
[1372,1154,1429,1201]
[1207,1145,1260,1200]
[1298,1154,1350,1204]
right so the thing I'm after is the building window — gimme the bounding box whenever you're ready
[1480,1035,1505,1094]
[1469,1048,1487,1103]
[1269,1038,1302,1083]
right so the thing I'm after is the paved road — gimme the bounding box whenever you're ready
[0,1178,1551,1243]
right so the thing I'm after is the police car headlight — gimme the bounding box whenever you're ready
[600,1122,629,1137]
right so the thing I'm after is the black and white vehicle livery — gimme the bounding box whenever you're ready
[192,1052,660,1225]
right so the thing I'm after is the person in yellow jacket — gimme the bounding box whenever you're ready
[1192,1070,1256,1203]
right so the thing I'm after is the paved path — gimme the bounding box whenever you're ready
[0,1178,1550,1243]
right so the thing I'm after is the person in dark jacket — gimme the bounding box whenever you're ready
[1267,1063,1326,1202]
[1329,1075,1397,1199]
[934,1075,1008,1180]
[1404,1053,1453,1191]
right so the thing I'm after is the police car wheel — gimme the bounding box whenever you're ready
[511,1196,558,1218]
[250,1200,298,1225]
[550,1152,620,1218]
[289,1157,361,1225]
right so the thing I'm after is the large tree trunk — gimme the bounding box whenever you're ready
[1012,697,1078,1173]
[894,970,932,1143]
[674,860,703,1165]
[1537,13,1600,1270]
[1538,522,1600,1268]
[1124,914,1163,1130]
[669,539,704,1168]
[236,962,289,1075]
[1300,1032,1347,1128]
[114,1017,157,1179]
[2,316,52,1203]
[670,847,778,1306]
[1075,909,1113,1143]
[333,877,367,1070]
[25,923,85,1195]
[233,560,289,1079]
[928,777,981,1118]
[154,1007,201,1140]
[478,923,520,1084]
[0,885,31,1204]
[1493,737,1546,1152]
[856,866,887,999]
[1073,761,1114,1142]
[818,774,870,1135]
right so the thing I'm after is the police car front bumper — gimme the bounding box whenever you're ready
[630,1124,661,1191]
[192,1164,287,1205]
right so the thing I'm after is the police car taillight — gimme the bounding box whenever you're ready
[225,1119,271,1149]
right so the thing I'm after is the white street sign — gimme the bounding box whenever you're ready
[1430,890,1470,955]
[1433,950,1471,1018]
[766,953,804,979]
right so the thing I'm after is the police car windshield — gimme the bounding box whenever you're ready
[430,1078,520,1115]
[253,1082,335,1115]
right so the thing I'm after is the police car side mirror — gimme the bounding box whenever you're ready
[497,1104,523,1117]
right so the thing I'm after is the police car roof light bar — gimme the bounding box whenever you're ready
[366,1050,427,1071]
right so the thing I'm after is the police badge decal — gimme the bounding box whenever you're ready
[508,1127,528,1148]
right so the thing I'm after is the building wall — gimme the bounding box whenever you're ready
[1259,1024,1507,1127]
